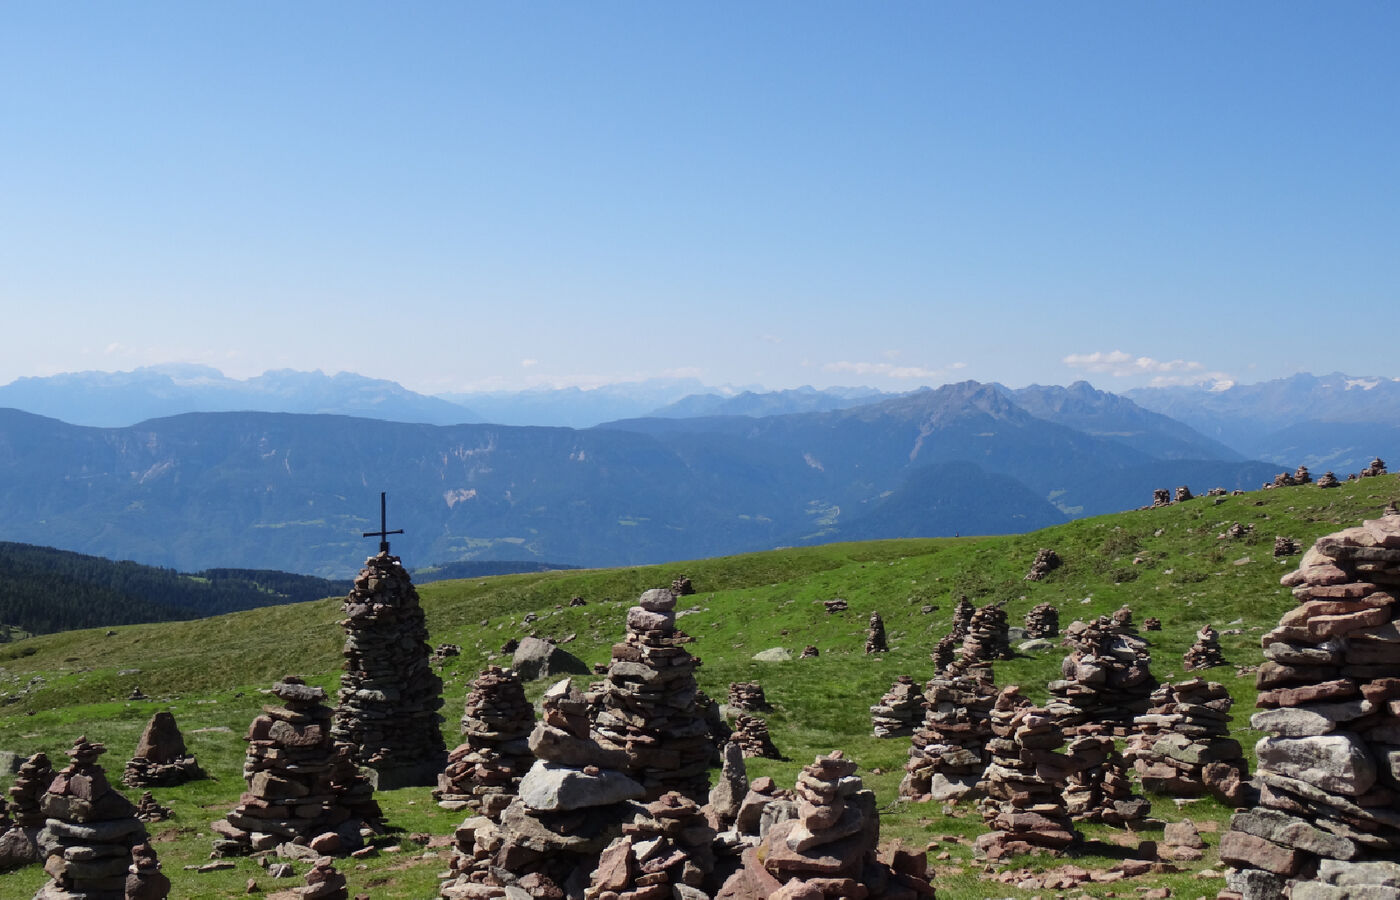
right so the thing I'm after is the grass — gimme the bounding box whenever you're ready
[0,475,1396,898]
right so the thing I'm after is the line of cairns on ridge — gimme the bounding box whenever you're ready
[2,468,1399,900]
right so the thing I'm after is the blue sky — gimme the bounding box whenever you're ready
[2,3,1396,395]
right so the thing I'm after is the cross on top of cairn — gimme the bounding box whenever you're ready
[362,491,404,554]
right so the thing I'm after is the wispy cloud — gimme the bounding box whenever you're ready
[1063,350,1233,388]
[823,360,966,380]
[520,358,539,368]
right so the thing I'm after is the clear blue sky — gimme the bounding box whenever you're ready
[2,3,1396,395]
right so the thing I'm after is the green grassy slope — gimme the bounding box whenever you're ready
[0,474,1395,899]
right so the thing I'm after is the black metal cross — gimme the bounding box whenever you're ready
[362,491,404,553]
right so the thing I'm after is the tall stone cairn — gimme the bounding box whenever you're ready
[212,676,380,857]
[946,601,1010,674]
[1183,624,1228,670]
[1025,548,1061,581]
[1219,513,1400,900]
[974,687,1078,861]
[123,711,203,787]
[33,736,170,900]
[0,751,52,870]
[899,666,998,803]
[929,632,958,674]
[1046,615,1156,736]
[870,675,924,738]
[1125,678,1249,805]
[1024,602,1059,639]
[1293,464,1312,485]
[1062,730,1150,826]
[865,612,889,653]
[434,666,536,819]
[332,550,446,789]
[590,588,714,802]
[949,595,975,641]
[732,713,782,760]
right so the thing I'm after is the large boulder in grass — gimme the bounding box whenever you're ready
[512,637,589,681]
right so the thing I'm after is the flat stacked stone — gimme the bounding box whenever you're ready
[434,666,535,819]
[440,678,645,900]
[728,682,771,711]
[974,687,1077,860]
[1316,471,1341,488]
[123,711,202,787]
[946,602,1010,674]
[212,676,380,857]
[332,550,446,789]
[865,612,888,653]
[590,588,714,802]
[899,666,997,803]
[929,633,958,674]
[732,714,782,760]
[1046,615,1156,736]
[586,791,715,899]
[1220,514,1400,900]
[1183,624,1228,670]
[1024,602,1059,639]
[1126,678,1249,805]
[1025,548,1061,581]
[870,676,923,738]
[1062,731,1150,826]
[0,751,52,870]
[33,736,170,900]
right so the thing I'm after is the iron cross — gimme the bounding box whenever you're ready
[362,492,404,553]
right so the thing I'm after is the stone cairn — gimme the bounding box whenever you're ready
[439,678,645,899]
[1110,603,1135,632]
[870,675,923,738]
[0,751,52,869]
[929,633,958,674]
[799,645,819,659]
[298,857,349,900]
[1125,678,1249,805]
[949,595,975,640]
[135,791,171,823]
[1274,536,1303,557]
[1175,485,1194,502]
[727,681,771,711]
[585,790,715,899]
[865,612,889,653]
[1360,456,1388,477]
[946,601,1011,674]
[123,711,202,787]
[823,598,848,614]
[33,736,170,900]
[1294,464,1312,484]
[718,750,934,899]
[1151,488,1172,508]
[1316,470,1341,488]
[1220,513,1400,900]
[434,665,536,819]
[1062,731,1150,826]
[212,676,380,857]
[671,575,696,595]
[1024,548,1061,581]
[332,549,446,789]
[732,713,782,760]
[1023,602,1059,639]
[591,588,715,802]
[974,687,1078,860]
[1143,616,1162,631]
[1046,616,1156,736]
[1183,624,1228,670]
[899,665,998,803]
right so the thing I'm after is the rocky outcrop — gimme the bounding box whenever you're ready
[332,550,446,789]
[1023,602,1059,639]
[1183,624,1227,670]
[974,688,1078,860]
[513,636,590,682]
[123,711,202,788]
[899,667,997,803]
[1046,615,1156,736]
[1126,678,1249,806]
[434,666,535,819]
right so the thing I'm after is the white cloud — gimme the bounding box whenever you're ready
[822,360,962,380]
[520,358,539,368]
[1064,350,1232,389]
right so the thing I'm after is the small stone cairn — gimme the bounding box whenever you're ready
[135,791,171,823]
[1220,514,1400,899]
[1024,548,1061,581]
[1126,678,1249,805]
[123,711,202,787]
[212,676,380,857]
[33,736,171,900]
[1143,616,1162,631]
[799,645,819,659]
[671,575,696,596]
[1274,536,1303,556]
[899,666,998,803]
[870,675,923,738]
[975,687,1078,860]
[929,633,958,673]
[732,713,782,760]
[1023,602,1059,639]
[946,601,1011,674]
[591,588,715,801]
[1111,603,1135,632]
[434,666,536,819]
[1316,470,1341,488]
[865,612,888,653]
[332,549,446,789]
[1182,624,1228,670]
[298,857,348,900]
[1046,616,1156,736]
[1062,730,1150,826]
[728,682,771,712]
[823,598,848,614]
[1293,464,1312,484]
[1360,456,1388,477]
[0,751,52,869]
[1175,485,1194,502]
[1151,488,1172,508]
[586,790,715,899]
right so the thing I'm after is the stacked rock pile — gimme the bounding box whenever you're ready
[719,750,934,899]
[1175,485,1194,502]
[123,711,202,787]
[0,751,52,869]
[570,596,588,607]
[728,681,771,711]
[899,667,998,803]
[586,790,715,899]
[732,714,782,760]
[1111,604,1135,632]
[1360,456,1388,477]
[870,675,923,738]
[946,601,1010,674]
[1294,464,1312,484]
[1183,624,1227,670]
[297,857,348,900]
[32,736,171,900]
[439,678,644,899]
[591,588,714,801]
[671,575,695,595]
[1274,536,1303,556]
[929,633,958,674]
[1151,488,1172,508]
[1316,471,1341,488]
[1143,616,1162,631]
[1023,602,1059,639]
[135,791,171,823]
[1220,522,1253,540]
[434,666,536,818]
[1046,616,1156,736]
[1062,731,1150,826]
[1126,677,1249,805]
[974,687,1078,860]
[1024,548,1061,581]
[212,676,380,857]
[865,612,888,653]
[332,550,446,789]
[950,595,975,640]
[1220,513,1400,899]
[799,645,819,659]
[823,598,848,613]
[430,643,461,665]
